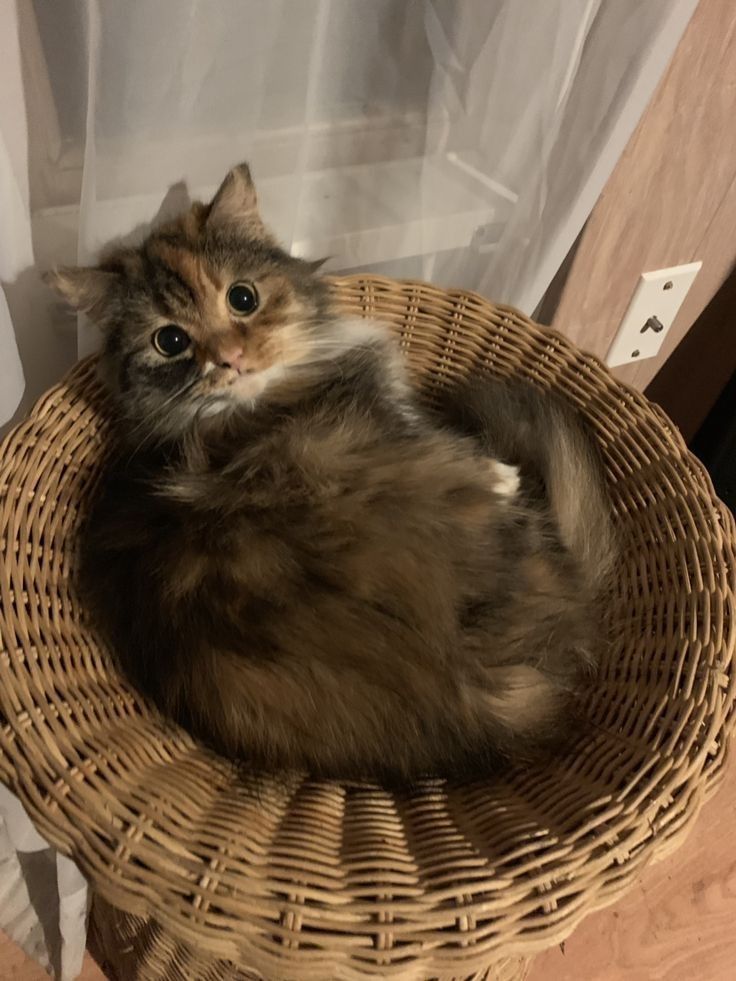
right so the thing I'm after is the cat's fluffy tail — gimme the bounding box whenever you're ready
[439,379,615,592]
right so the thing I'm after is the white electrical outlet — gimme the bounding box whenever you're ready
[606,261,702,368]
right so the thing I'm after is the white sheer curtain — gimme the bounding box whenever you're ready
[0,0,30,423]
[1,0,698,426]
[0,0,698,975]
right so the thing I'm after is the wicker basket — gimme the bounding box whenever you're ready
[0,275,734,981]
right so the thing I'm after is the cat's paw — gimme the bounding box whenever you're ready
[489,460,520,500]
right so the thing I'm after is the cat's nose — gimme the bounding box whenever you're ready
[217,344,248,373]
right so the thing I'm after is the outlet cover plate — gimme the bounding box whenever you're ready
[606,261,702,367]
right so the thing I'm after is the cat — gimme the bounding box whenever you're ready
[45,163,614,783]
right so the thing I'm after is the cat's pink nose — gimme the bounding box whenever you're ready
[217,344,248,373]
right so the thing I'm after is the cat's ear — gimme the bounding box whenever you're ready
[206,163,264,234]
[43,266,119,322]
[301,257,330,274]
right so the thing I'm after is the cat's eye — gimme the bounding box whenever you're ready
[227,282,259,315]
[152,325,191,357]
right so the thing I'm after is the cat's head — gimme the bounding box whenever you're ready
[45,163,355,442]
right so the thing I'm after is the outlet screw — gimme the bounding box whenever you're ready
[631,349,640,357]
[663,281,674,290]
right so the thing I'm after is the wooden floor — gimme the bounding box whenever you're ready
[528,756,736,981]
[1,758,734,980]
[0,939,104,980]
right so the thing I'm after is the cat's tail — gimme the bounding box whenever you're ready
[439,379,616,592]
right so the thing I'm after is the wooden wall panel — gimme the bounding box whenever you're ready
[550,0,736,392]
[645,263,736,442]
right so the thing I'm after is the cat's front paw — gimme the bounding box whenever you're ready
[489,460,520,500]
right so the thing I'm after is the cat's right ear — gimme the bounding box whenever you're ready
[43,267,119,323]
[206,163,267,237]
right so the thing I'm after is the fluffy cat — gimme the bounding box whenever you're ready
[46,163,614,782]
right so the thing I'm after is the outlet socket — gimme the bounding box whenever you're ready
[606,262,702,368]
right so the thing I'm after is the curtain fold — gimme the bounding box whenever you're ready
[0,783,88,980]
[0,0,30,425]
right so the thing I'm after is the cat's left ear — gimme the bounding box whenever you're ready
[43,266,119,322]
[301,257,330,274]
[206,163,265,234]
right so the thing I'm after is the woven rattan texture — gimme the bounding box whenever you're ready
[0,275,734,981]
[88,893,532,981]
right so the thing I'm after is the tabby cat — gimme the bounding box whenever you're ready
[45,163,614,782]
